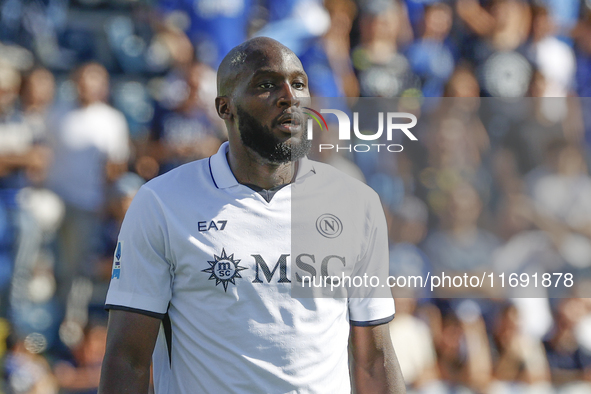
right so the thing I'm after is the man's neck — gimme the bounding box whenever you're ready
[226,149,298,190]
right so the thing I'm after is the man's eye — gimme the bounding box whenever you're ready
[293,82,305,90]
[260,83,274,89]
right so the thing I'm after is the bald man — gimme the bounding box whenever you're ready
[99,37,404,394]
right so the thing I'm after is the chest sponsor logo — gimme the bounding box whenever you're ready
[252,254,291,283]
[315,214,343,238]
[202,249,247,292]
[111,241,123,279]
[202,251,346,289]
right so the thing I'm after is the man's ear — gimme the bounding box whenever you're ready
[215,96,232,120]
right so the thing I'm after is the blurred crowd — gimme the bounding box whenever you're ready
[0,0,591,393]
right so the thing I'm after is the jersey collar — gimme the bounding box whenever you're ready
[209,141,315,189]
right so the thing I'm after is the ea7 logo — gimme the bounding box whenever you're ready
[304,108,418,141]
[198,220,227,232]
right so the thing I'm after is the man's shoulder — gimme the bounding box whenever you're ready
[307,159,362,184]
[306,159,379,201]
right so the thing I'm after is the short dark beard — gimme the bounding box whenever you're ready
[237,105,311,164]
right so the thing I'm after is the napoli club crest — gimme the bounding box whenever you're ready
[202,249,247,292]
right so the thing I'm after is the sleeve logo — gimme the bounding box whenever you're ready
[111,241,123,279]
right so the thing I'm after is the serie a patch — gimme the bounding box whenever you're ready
[112,241,123,279]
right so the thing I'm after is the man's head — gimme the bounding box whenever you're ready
[215,37,311,164]
[75,62,109,106]
[22,68,55,111]
[0,62,21,114]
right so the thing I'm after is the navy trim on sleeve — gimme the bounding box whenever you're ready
[105,304,166,320]
[350,313,395,327]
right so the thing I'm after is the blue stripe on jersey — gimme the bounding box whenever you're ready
[350,313,395,327]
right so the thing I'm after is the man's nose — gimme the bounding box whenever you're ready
[277,82,300,108]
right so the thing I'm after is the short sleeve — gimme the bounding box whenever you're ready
[105,185,172,317]
[348,191,395,326]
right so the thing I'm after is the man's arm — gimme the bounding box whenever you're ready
[98,310,162,394]
[350,324,406,394]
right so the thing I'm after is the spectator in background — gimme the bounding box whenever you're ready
[155,0,253,68]
[137,29,221,178]
[323,0,360,98]
[0,63,50,317]
[528,5,576,97]
[253,0,342,97]
[422,182,499,297]
[489,303,552,393]
[571,5,591,148]
[525,140,591,278]
[433,301,493,393]
[492,194,556,339]
[0,64,26,316]
[406,1,456,97]
[499,85,579,183]
[352,0,420,97]
[456,0,533,97]
[8,67,64,351]
[388,297,440,393]
[544,298,591,392]
[421,112,490,208]
[147,23,198,109]
[96,173,145,288]
[143,61,224,177]
[45,63,130,307]
[423,65,489,199]
[387,196,431,299]
[543,0,580,41]
[54,322,107,394]
[4,332,59,394]
[20,68,56,147]
[576,299,591,372]
[443,64,480,98]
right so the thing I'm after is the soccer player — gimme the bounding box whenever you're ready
[98,37,405,393]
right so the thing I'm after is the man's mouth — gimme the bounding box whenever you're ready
[276,113,303,132]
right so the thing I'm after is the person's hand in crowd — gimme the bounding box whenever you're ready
[0,144,50,181]
[493,304,550,384]
[435,305,492,392]
[571,14,591,54]
[54,325,107,391]
[456,0,496,36]
[25,145,52,185]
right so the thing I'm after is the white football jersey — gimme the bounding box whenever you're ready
[105,142,394,394]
